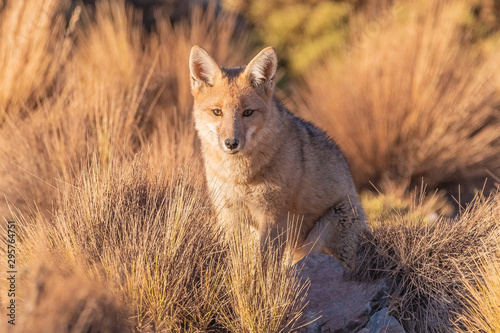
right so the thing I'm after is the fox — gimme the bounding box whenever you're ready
[189,45,366,269]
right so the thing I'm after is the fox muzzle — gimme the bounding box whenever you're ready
[223,138,241,154]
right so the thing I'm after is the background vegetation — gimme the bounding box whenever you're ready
[0,0,499,332]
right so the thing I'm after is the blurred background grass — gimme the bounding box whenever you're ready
[0,0,499,332]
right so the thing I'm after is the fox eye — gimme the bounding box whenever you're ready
[243,109,254,117]
[212,109,222,116]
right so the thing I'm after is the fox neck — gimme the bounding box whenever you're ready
[201,101,287,183]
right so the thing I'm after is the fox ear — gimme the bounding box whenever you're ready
[244,47,277,96]
[189,45,221,91]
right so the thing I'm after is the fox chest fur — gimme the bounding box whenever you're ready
[189,45,365,268]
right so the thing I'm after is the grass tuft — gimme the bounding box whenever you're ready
[295,0,500,193]
[354,191,500,332]
[2,155,306,332]
[456,257,500,332]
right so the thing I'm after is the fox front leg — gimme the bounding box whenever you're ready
[300,200,362,270]
[212,198,238,237]
[257,214,290,261]
[213,196,259,243]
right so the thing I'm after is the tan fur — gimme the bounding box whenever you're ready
[189,45,366,269]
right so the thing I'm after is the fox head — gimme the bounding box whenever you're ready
[189,46,278,155]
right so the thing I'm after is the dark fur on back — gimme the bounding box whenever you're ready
[273,97,351,174]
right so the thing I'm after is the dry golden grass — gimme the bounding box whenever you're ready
[361,185,454,224]
[456,258,500,332]
[0,0,151,219]
[354,191,500,332]
[50,157,225,331]
[295,0,500,193]
[0,0,74,119]
[221,220,308,333]
[18,262,128,333]
[0,0,250,220]
[1,155,307,332]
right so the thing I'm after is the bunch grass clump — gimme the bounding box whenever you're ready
[456,257,500,332]
[295,0,500,192]
[0,0,75,118]
[2,155,307,332]
[13,260,128,333]
[52,157,225,331]
[221,219,308,333]
[0,0,250,220]
[354,191,500,332]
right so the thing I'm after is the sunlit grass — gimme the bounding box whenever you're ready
[457,258,500,332]
[296,0,500,193]
[354,191,500,332]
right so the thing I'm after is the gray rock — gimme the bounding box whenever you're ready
[364,282,392,315]
[295,254,388,333]
[363,308,405,333]
[301,310,323,333]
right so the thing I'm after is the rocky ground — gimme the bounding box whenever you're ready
[298,254,404,333]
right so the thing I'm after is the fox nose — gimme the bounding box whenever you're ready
[224,138,239,150]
